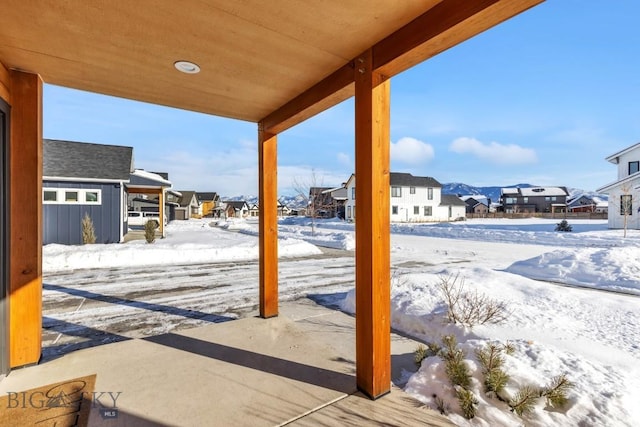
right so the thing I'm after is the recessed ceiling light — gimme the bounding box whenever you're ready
[174,61,200,74]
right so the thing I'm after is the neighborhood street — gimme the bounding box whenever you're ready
[42,248,357,361]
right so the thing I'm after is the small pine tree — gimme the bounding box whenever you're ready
[509,385,539,416]
[440,335,472,388]
[81,212,96,244]
[502,341,516,355]
[455,386,478,419]
[414,342,442,367]
[555,219,572,232]
[414,344,428,367]
[475,343,509,396]
[541,374,573,409]
[144,219,157,243]
[484,367,509,397]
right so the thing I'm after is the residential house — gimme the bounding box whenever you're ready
[249,203,259,217]
[176,191,201,219]
[43,139,132,244]
[164,189,183,221]
[308,187,334,218]
[225,201,250,218]
[597,142,640,229]
[277,200,291,217]
[196,192,221,217]
[321,187,348,218]
[344,172,466,222]
[500,186,569,213]
[128,169,173,229]
[461,196,489,215]
[567,195,608,213]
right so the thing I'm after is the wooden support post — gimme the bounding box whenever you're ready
[159,188,165,238]
[9,70,43,367]
[258,125,278,318]
[354,49,391,399]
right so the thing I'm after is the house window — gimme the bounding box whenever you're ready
[506,197,517,204]
[351,187,355,200]
[523,197,528,203]
[410,187,416,194]
[629,161,639,175]
[391,187,402,197]
[413,206,419,215]
[85,191,99,203]
[44,188,102,204]
[392,206,398,215]
[620,195,633,215]
[347,206,351,219]
[424,206,432,216]
[65,191,78,202]
[427,188,433,200]
[353,206,355,218]
[43,190,57,202]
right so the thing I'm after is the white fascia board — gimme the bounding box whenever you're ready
[44,176,129,184]
[604,142,640,164]
[596,172,640,193]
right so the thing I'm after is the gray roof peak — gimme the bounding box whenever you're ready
[390,172,441,188]
[43,138,133,181]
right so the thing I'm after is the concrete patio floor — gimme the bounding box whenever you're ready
[1,299,454,426]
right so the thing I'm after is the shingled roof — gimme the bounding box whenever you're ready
[390,172,441,188]
[178,191,198,207]
[196,192,219,202]
[129,169,172,187]
[440,194,467,206]
[43,139,133,181]
[225,201,249,210]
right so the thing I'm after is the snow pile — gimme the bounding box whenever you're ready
[238,217,356,250]
[506,246,640,295]
[216,218,251,230]
[340,268,640,426]
[43,219,321,272]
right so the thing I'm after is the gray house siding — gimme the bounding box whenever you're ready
[502,196,567,213]
[43,181,123,245]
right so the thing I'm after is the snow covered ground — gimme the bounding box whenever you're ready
[42,217,640,426]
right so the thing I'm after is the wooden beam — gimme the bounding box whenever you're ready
[0,62,10,104]
[258,126,278,318]
[260,64,354,134]
[126,187,162,194]
[9,70,42,367]
[261,0,543,134]
[375,0,544,77]
[159,189,165,238]
[354,49,391,399]
[373,0,498,73]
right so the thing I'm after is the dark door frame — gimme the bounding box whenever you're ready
[0,96,9,377]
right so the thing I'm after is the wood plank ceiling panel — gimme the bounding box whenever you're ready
[0,0,437,122]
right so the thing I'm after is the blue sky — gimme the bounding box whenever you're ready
[44,1,640,197]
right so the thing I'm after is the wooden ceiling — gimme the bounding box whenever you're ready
[0,0,542,132]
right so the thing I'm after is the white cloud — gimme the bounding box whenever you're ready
[141,140,259,196]
[337,152,352,167]
[449,137,537,165]
[391,137,434,164]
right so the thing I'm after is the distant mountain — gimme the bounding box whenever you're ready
[223,195,258,204]
[221,194,308,208]
[565,188,609,202]
[222,183,607,208]
[442,183,535,203]
[442,183,608,203]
